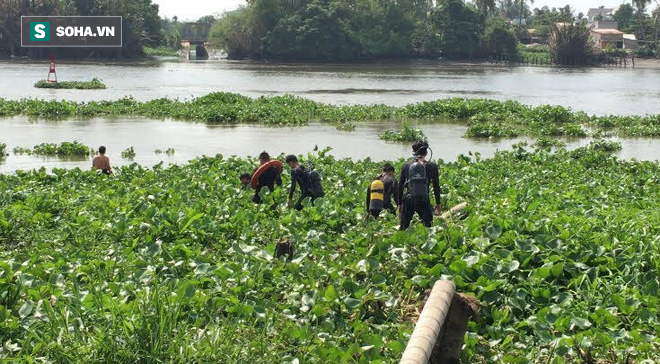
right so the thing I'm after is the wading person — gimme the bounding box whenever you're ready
[285,155,323,210]
[239,173,251,190]
[396,140,442,230]
[366,163,397,218]
[92,146,112,175]
[251,151,283,203]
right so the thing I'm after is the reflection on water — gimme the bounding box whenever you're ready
[1,60,660,115]
[0,116,658,173]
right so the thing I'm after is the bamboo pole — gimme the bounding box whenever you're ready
[440,202,468,220]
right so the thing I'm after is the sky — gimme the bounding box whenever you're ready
[153,0,627,22]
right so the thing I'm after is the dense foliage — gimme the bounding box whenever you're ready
[483,18,519,60]
[0,145,658,362]
[209,0,519,61]
[2,93,660,138]
[0,0,161,59]
[548,24,593,66]
[34,78,106,90]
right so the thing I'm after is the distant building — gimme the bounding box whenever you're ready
[591,29,624,49]
[586,7,615,23]
[593,20,619,30]
[623,34,640,50]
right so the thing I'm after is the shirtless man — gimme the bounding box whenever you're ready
[92,146,112,175]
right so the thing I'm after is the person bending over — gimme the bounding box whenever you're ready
[252,151,282,203]
[285,155,316,211]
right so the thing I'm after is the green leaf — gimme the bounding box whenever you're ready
[343,297,361,309]
[179,212,204,233]
[324,285,338,301]
[571,316,591,330]
[534,267,552,279]
[19,300,34,318]
[551,263,564,277]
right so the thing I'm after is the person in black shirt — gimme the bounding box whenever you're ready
[396,140,442,230]
[366,163,397,218]
[252,151,282,203]
[285,154,315,210]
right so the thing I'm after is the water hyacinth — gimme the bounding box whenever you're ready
[379,123,426,142]
[34,78,106,90]
[9,141,93,156]
[0,145,658,362]
[1,93,660,137]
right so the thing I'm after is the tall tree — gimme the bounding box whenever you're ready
[633,0,650,40]
[519,0,534,24]
[614,3,635,31]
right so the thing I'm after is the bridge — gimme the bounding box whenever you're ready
[180,22,211,60]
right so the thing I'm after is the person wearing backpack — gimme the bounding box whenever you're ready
[285,155,323,210]
[366,163,397,218]
[396,140,442,230]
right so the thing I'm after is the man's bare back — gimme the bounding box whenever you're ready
[92,154,112,174]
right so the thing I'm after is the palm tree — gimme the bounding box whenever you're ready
[633,0,649,9]
[548,23,591,65]
[632,0,649,40]
[473,0,496,14]
[518,0,534,25]
[653,2,660,57]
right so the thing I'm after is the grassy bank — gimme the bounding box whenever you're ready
[1,93,660,138]
[0,144,658,362]
[34,78,106,90]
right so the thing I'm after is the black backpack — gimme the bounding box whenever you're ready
[309,170,325,198]
[408,160,428,198]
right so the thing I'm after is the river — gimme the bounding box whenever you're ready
[1,60,659,173]
[0,116,658,173]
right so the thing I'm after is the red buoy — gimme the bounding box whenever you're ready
[251,160,284,190]
[47,54,57,83]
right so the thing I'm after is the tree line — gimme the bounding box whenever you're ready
[208,0,517,61]
[1,0,658,61]
[208,0,659,61]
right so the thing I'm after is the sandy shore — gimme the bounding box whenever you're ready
[630,58,660,69]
